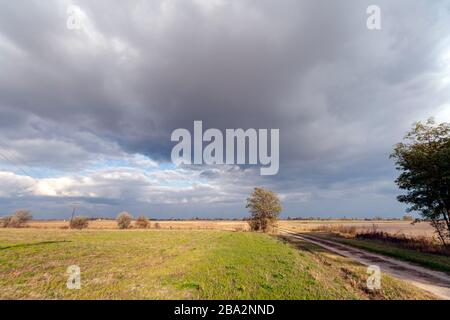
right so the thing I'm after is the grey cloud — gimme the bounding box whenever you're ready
[1,0,449,217]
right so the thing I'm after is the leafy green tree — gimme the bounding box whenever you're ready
[246,187,282,232]
[391,119,450,245]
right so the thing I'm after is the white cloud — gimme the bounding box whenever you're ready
[0,166,257,206]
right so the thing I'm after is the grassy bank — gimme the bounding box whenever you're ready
[319,234,450,274]
[0,229,436,299]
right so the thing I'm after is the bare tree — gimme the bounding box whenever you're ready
[3,210,33,228]
[135,215,150,229]
[117,212,133,229]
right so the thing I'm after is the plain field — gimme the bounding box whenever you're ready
[27,219,437,239]
[27,219,251,231]
[0,228,436,300]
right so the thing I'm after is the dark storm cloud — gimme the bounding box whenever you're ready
[0,0,449,217]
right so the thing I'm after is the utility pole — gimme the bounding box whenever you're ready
[70,202,80,225]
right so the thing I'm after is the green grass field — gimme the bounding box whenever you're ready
[0,229,436,300]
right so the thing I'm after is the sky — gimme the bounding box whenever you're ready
[1,0,450,219]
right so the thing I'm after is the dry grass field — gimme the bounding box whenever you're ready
[28,219,436,238]
[28,219,251,231]
[278,220,436,238]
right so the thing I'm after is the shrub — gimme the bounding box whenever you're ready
[403,214,414,221]
[135,215,150,229]
[1,210,33,228]
[70,216,89,230]
[154,222,161,229]
[0,216,12,228]
[312,224,357,236]
[117,212,133,229]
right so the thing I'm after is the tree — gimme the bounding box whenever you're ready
[70,216,89,230]
[1,210,33,228]
[0,216,12,228]
[246,187,282,232]
[135,215,150,229]
[391,119,450,245]
[117,212,133,229]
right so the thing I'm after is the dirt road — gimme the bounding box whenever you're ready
[279,229,450,300]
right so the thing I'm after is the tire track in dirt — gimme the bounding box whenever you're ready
[279,229,450,300]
